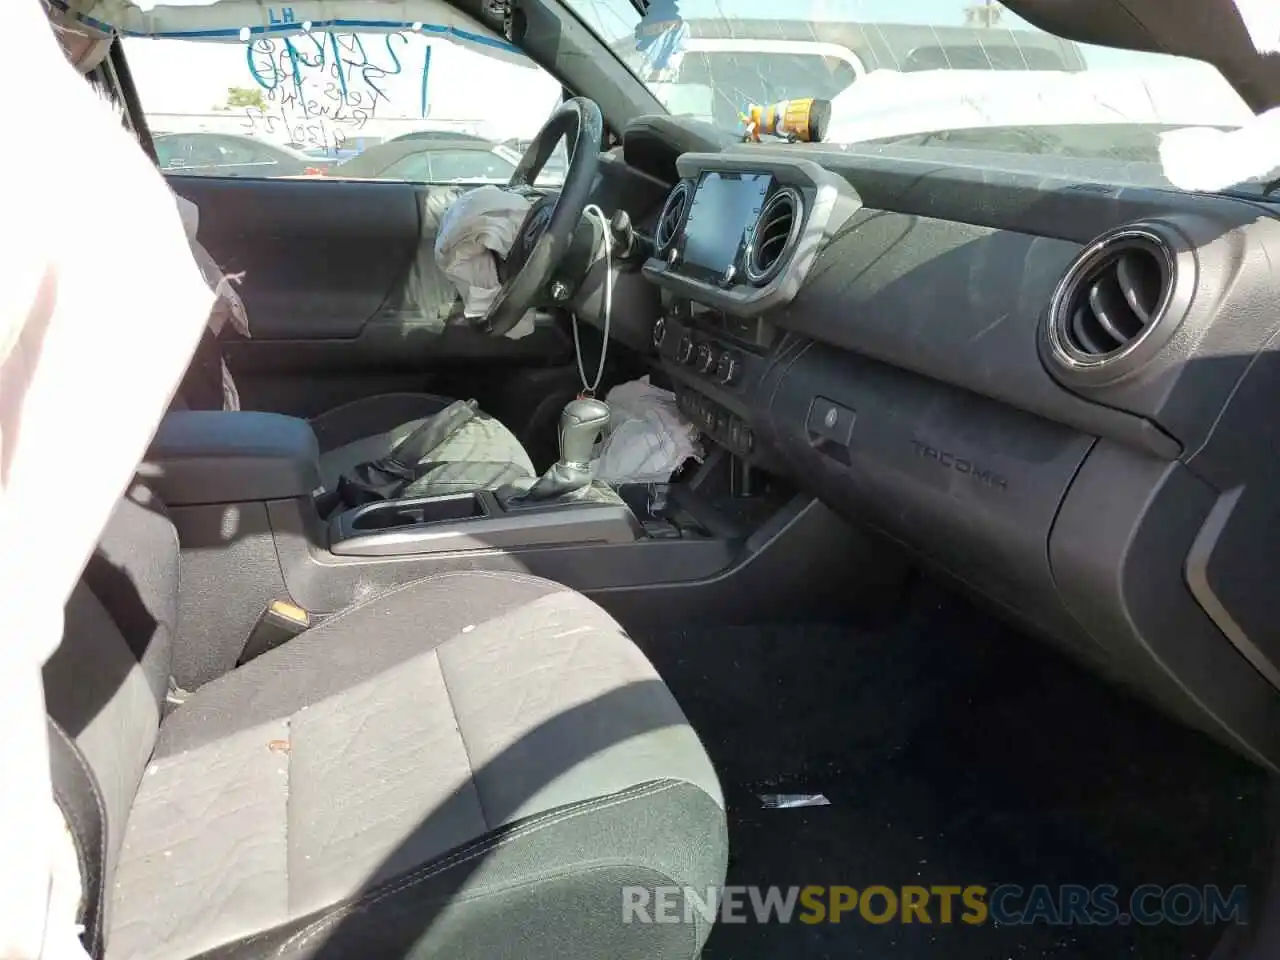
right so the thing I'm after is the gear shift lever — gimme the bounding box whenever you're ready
[516,397,611,502]
[559,397,611,466]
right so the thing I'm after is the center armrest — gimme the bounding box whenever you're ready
[142,411,321,506]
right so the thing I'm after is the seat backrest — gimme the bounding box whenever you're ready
[42,486,180,949]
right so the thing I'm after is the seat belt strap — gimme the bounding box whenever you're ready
[384,398,479,469]
[336,399,479,507]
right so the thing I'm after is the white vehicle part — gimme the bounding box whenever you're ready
[825,64,1253,144]
[643,38,865,91]
[2,3,213,958]
[1160,108,1280,191]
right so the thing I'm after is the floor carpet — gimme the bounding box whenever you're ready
[634,586,1273,959]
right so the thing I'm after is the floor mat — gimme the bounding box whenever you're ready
[634,587,1273,959]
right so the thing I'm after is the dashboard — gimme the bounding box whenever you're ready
[590,115,1280,773]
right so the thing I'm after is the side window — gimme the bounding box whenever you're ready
[123,23,568,185]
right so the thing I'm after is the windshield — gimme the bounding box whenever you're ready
[568,0,1257,187]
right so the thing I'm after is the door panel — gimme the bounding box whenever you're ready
[171,176,421,340]
[170,175,573,420]
[128,21,579,434]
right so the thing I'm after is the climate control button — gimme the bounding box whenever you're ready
[676,335,695,364]
[716,351,742,385]
[652,317,667,349]
[696,343,718,374]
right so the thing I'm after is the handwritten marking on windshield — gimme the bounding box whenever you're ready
[246,33,411,108]
[240,30,431,151]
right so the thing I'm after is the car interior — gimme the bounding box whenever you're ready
[44,0,1280,958]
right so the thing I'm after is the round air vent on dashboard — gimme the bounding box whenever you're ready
[655,179,692,258]
[1042,223,1193,385]
[744,187,804,287]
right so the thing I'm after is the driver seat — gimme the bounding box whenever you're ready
[308,392,537,500]
[176,289,538,502]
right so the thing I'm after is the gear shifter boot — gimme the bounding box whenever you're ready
[516,398,612,502]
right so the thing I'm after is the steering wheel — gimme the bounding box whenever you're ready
[483,96,603,337]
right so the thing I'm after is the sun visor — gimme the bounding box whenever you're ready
[1002,0,1280,112]
[54,0,531,67]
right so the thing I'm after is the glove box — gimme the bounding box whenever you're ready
[765,341,1095,647]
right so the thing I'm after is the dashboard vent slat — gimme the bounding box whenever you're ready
[655,180,692,257]
[1115,253,1158,326]
[745,187,804,287]
[1044,224,1186,382]
[1086,272,1144,344]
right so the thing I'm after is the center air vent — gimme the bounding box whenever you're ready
[655,180,691,257]
[744,187,804,286]
[1043,224,1191,384]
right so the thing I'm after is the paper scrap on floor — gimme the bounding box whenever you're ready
[435,185,536,339]
[759,794,832,809]
[593,376,703,484]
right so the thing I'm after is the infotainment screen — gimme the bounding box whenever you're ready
[681,171,773,276]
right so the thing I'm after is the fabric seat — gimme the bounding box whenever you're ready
[45,492,727,960]
[309,392,537,500]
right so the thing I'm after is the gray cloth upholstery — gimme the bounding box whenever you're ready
[310,393,536,499]
[45,496,727,960]
[44,488,178,912]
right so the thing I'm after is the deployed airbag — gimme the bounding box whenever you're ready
[434,185,536,339]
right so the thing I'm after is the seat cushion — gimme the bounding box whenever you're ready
[107,572,726,960]
[312,393,536,499]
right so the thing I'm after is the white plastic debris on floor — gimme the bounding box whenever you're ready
[593,376,702,484]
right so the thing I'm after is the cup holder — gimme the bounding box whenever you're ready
[350,493,487,531]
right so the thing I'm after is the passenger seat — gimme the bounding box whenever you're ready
[45,488,727,960]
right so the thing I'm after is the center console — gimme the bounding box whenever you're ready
[145,404,889,694]
[654,300,774,460]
